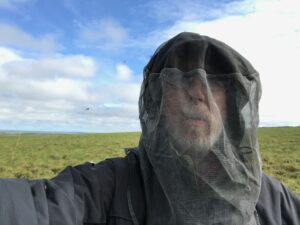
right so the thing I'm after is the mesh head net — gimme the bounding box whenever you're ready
[138,32,262,225]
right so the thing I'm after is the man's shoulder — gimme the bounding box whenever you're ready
[64,148,139,183]
[260,173,284,193]
[259,173,299,199]
[256,173,300,225]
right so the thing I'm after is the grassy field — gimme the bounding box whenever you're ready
[0,127,299,195]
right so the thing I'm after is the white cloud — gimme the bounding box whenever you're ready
[0,47,141,132]
[0,73,94,102]
[31,78,93,101]
[116,63,133,80]
[93,82,140,104]
[3,55,97,79]
[0,79,141,132]
[0,47,98,101]
[0,47,22,65]
[0,23,60,52]
[77,19,129,50]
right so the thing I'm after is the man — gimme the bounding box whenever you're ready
[0,32,299,225]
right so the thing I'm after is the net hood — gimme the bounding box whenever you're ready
[138,32,262,225]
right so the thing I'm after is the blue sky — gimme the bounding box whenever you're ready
[0,0,299,133]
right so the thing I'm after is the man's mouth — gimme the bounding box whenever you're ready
[187,118,207,126]
[184,114,208,127]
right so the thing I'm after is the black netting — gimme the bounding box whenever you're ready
[138,32,262,225]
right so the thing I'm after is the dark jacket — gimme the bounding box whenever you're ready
[0,151,299,225]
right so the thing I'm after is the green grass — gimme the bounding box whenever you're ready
[0,127,299,195]
[0,132,140,179]
[258,127,300,194]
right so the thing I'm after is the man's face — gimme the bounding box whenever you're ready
[162,74,226,155]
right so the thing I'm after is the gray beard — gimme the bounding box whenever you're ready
[165,111,223,158]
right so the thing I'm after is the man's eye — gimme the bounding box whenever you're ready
[209,79,222,86]
[182,74,197,84]
[208,79,225,91]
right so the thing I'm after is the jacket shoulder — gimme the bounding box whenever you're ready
[256,173,300,225]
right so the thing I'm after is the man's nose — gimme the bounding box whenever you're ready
[187,79,207,102]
